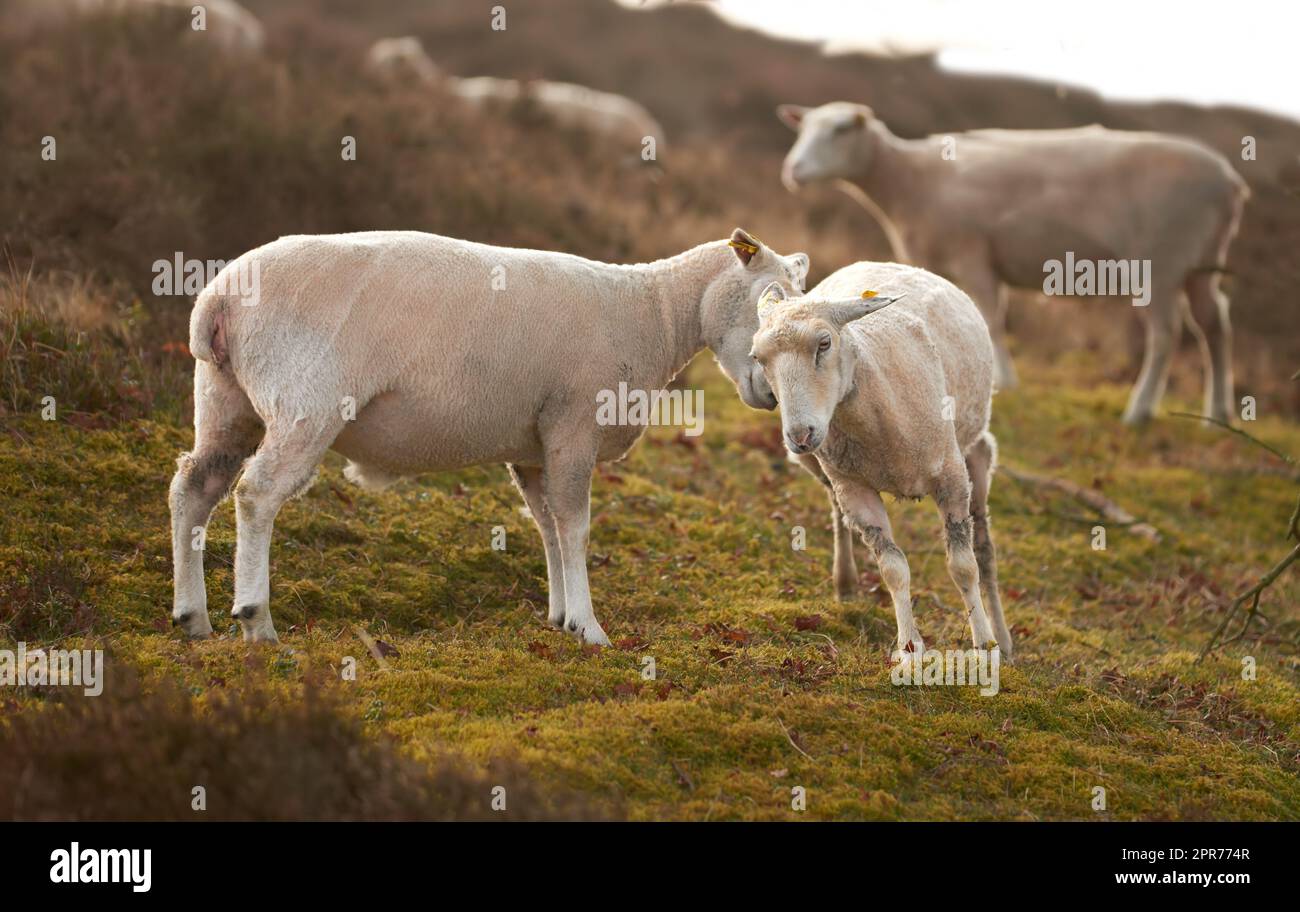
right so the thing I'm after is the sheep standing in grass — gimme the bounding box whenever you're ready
[19,0,267,52]
[364,36,665,151]
[750,261,1013,663]
[777,102,1248,424]
[170,229,806,646]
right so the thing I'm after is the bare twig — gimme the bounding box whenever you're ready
[775,716,817,763]
[1200,535,1300,661]
[1000,465,1162,542]
[1169,412,1296,467]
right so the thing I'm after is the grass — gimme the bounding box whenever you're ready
[2,339,1297,820]
[1,0,1297,821]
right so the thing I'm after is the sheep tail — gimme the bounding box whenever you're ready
[189,287,228,367]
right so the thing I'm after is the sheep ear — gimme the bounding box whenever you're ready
[729,228,764,266]
[757,281,787,315]
[789,253,809,286]
[776,104,807,130]
[823,292,904,328]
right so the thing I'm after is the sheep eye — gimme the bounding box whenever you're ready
[817,337,832,354]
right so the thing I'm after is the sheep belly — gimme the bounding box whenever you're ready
[330,387,546,476]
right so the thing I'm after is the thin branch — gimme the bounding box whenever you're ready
[1000,465,1161,542]
[1169,412,1296,467]
[1200,541,1300,660]
[775,716,817,764]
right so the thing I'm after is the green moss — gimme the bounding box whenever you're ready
[1,350,1297,820]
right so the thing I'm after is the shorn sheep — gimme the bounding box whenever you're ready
[777,102,1249,424]
[170,229,807,645]
[750,261,1014,664]
[364,36,665,150]
[11,0,266,53]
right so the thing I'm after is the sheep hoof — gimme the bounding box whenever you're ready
[172,610,214,639]
[564,618,610,647]
[232,604,278,643]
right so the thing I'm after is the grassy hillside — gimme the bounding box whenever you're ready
[3,328,1298,818]
[1,0,1298,820]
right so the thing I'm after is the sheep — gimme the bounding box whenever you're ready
[363,36,665,150]
[776,102,1249,424]
[364,36,441,86]
[169,229,807,646]
[22,0,267,53]
[749,260,1013,664]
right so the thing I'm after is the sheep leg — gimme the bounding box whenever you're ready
[1184,272,1234,423]
[827,475,923,666]
[168,361,262,638]
[231,417,339,643]
[953,267,1017,390]
[965,433,1013,660]
[934,461,998,652]
[1122,290,1182,424]
[507,463,567,628]
[791,453,857,599]
[541,447,609,646]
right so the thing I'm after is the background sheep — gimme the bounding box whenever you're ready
[751,261,1013,662]
[364,35,664,150]
[170,228,806,646]
[11,0,266,53]
[777,102,1249,425]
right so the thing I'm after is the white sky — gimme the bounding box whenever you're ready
[698,0,1300,121]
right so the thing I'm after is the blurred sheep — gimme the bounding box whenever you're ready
[7,0,264,53]
[777,101,1249,424]
[365,35,665,151]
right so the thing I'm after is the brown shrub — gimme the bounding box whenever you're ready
[0,666,616,821]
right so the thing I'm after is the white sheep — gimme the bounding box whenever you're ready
[777,102,1249,424]
[23,0,267,53]
[364,36,441,85]
[750,260,1013,663]
[363,36,665,150]
[169,229,806,645]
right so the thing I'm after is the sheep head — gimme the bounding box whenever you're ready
[777,101,876,191]
[702,228,809,412]
[749,283,901,453]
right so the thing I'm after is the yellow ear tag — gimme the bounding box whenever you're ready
[861,290,878,298]
[729,239,759,255]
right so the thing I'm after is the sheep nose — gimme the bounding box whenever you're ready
[788,425,816,452]
[781,161,802,191]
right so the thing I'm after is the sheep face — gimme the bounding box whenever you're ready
[705,229,809,412]
[777,102,874,190]
[750,286,896,454]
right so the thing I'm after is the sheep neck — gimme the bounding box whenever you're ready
[640,241,731,383]
[845,123,935,261]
